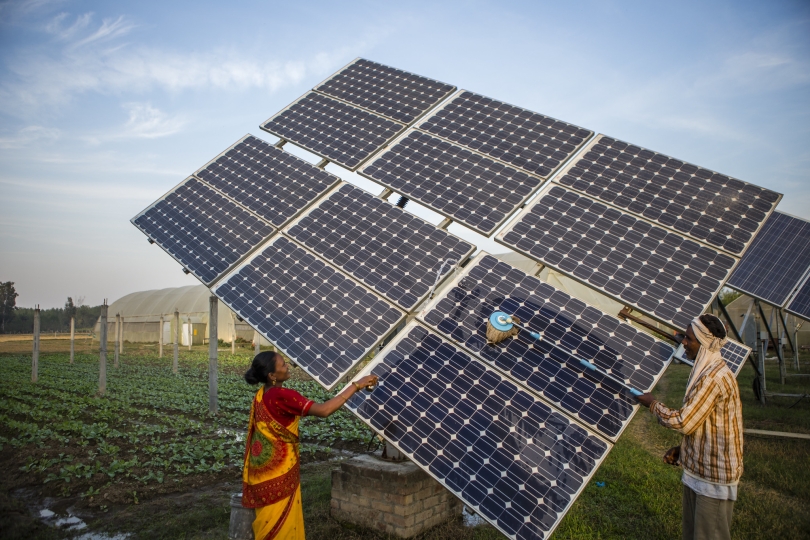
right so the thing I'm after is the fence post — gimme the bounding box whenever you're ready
[173,310,179,374]
[114,313,120,368]
[120,315,124,355]
[159,314,164,358]
[99,301,108,395]
[209,296,218,414]
[70,316,75,364]
[254,330,260,356]
[32,305,40,383]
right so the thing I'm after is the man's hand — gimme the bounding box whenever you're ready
[636,392,656,407]
[663,445,680,466]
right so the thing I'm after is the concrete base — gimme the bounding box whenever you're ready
[331,454,462,538]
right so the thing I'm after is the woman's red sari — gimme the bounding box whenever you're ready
[243,386,313,540]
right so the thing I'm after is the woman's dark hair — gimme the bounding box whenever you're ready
[699,314,727,339]
[244,351,281,385]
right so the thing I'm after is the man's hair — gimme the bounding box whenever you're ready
[698,314,727,339]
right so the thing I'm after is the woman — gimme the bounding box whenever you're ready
[242,351,378,540]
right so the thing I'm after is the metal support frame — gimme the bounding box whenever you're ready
[754,301,767,404]
[315,158,329,169]
[378,187,393,200]
[777,309,795,355]
[758,301,786,384]
[618,306,679,344]
[274,139,286,148]
[437,217,452,229]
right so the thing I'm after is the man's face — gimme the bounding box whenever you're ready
[682,325,701,360]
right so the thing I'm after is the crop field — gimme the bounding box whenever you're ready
[1,341,809,539]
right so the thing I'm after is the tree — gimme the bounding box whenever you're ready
[0,281,18,333]
[65,297,77,325]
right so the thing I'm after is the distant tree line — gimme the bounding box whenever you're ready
[0,282,101,333]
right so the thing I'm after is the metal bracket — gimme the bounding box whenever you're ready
[274,139,286,148]
[315,158,329,169]
[437,217,452,229]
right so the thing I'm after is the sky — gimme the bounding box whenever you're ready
[1,0,808,308]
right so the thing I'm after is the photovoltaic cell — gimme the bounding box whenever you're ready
[285,183,475,311]
[315,58,456,124]
[132,177,274,285]
[214,236,404,389]
[419,91,593,179]
[786,275,810,321]
[555,135,781,256]
[361,130,544,236]
[261,92,404,170]
[720,340,751,377]
[498,184,736,330]
[348,322,611,540]
[194,135,340,227]
[420,254,675,441]
[727,211,810,307]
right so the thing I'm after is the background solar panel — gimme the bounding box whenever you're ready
[555,135,781,256]
[786,274,810,321]
[132,177,274,285]
[214,236,404,389]
[285,183,475,311]
[348,322,611,540]
[315,58,456,124]
[420,254,674,441]
[419,91,593,179]
[727,211,810,306]
[194,135,340,227]
[720,340,751,377]
[361,130,544,236]
[261,92,404,170]
[498,184,736,331]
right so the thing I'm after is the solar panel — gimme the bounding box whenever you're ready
[419,253,675,441]
[261,92,405,170]
[418,91,593,179]
[315,58,456,124]
[348,321,611,540]
[497,184,737,331]
[786,272,810,321]
[675,339,750,378]
[554,135,782,256]
[285,183,475,311]
[727,211,810,307]
[360,130,544,236]
[214,235,404,389]
[194,135,341,227]
[132,177,274,285]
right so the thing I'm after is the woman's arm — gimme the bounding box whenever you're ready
[308,375,377,418]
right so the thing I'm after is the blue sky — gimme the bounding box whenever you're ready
[1,0,808,308]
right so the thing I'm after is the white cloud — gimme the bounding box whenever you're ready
[118,102,186,139]
[0,125,60,149]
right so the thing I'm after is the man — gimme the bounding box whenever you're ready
[637,314,743,540]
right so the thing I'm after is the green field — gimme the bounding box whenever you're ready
[0,343,808,539]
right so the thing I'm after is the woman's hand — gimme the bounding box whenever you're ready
[353,375,378,390]
[663,445,680,466]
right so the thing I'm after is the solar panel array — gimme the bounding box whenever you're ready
[419,91,593,179]
[498,184,737,330]
[132,177,275,285]
[360,130,544,235]
[214,236,404,389]
[420,254,674,441]
[262,93,405,170]
[285,183,475,311]
[348,322,611,540]
[316,58,456,124]
[554,135,781,256]
[727,211,810,307]
[194,135,340,227]
[786,275,810,321]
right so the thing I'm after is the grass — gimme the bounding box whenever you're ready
[0,341,808,539]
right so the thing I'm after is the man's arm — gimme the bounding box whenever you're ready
[648,375,721,435]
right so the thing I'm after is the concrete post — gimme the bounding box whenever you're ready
[173,310,179,374]
[70,316,75,364]
[120,316,124,355]
[231,312,236,354]
[254,330,260,356]
[209,296,218,415]
[114,313,120,368]
[188,315,192,352]
[99,302,108,395]
[159,314,164,358]
[32,305,40,383]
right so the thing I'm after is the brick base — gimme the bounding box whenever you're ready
[331,454,462,538]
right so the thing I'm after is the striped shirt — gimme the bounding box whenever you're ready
[650,360,744,485]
